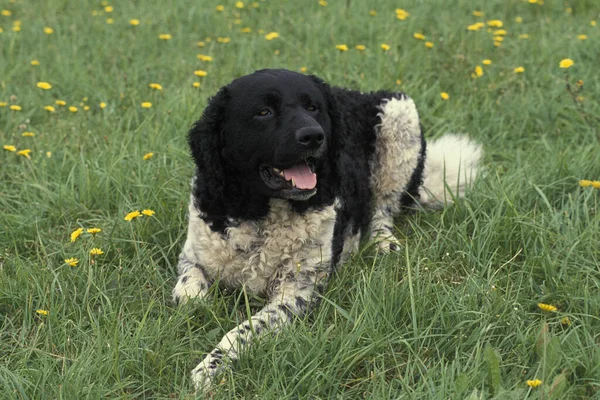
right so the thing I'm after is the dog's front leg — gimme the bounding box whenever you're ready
[172,255,212,304]
[191,267,327,393]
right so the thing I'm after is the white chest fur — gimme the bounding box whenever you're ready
[181,198,337,295]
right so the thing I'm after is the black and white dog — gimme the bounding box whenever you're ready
[172,69,481,391]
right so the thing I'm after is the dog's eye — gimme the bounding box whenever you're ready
[257,109,271,117]
[307,105,318,112]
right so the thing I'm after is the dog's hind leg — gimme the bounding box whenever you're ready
[369,95,424,252]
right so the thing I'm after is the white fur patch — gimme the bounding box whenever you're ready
[180,198,337,295]
[371,97,422,200]
[419,134,482,208]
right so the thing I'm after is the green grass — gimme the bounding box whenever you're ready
[1,0,599,398]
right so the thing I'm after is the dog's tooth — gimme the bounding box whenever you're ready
[291,178,296,187]
[273,167,280,173]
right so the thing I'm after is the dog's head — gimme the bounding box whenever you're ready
[189,69,340,222]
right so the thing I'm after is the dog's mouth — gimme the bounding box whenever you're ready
[259,157,318,200]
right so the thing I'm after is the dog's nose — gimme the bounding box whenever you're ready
[295,126,324,149]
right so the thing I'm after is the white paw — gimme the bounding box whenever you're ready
[191,354,223,394]
[172,268,209,305]
[374,235,402,253]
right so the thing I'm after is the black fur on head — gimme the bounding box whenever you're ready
[188,69,341,231]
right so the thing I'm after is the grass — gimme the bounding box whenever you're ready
[1,0,599,398]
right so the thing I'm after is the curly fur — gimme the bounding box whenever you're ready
[173,69,482,393]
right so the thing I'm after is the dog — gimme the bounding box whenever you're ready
[172,68,482,392]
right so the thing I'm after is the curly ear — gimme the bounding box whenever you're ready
[188,86,230,223]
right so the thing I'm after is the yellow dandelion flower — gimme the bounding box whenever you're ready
[143,152,154,160]
[577,34,587,40]
[483,59,492,65]
[84,105,91,110]
[559,58,574,69]
[335,44,349,51]
[87,228,102,235]
[381,43,390,51]
[493,29,507,36]
[424,41,434,48]
[56,100,66,106]
[592,181,600,189]
[514,66,525,73]
[142,209,155,217]
[125,210,142,221]
[592,20,597,26]
[129,19,140,26]
[159,33,172,40]
[194,70,207,77]
[395,8,410,20]
[0,102,6,107]
[141,102,152,108]
[319,0,327,6]
[241,27,252,33]
[355,44,366,51]
[526,379,542,388]
[10,105,22,111]
[2,9,12,16]
[70,227,84,243]
[440,92,449,100]
[192,82,201,88]
[43,27,54,35]
[149,83,163,90]
[580,180,593,187]
[413,33,425,40]
[65,257,79,267]
[561,316,572,326]
[69,106,78,112]
[396,79,402,85]
[235,1,244,8]
[265,32,279,40]
[519,34,530,39]
[197,54,213,61]
[3,145,17,152]
[197,41,206,47]
[493,36,504,42]
[37,81,52,90]
[12,25,21,32]
[17,149,31,159]
[22,132,35,137]
[473,10,484,17]
[467,22,485,31]
[106,18,114,24]
[31,60,40,66]
[44,105,55,112]
[216,37,231,43]
[300,66,308,73]
[369,10,377,16]
[46,151,52,158]
[474,66,484,77]
[100,102,107,109]
[576,79,583,86]
[215,5,224,11]
[36,309,49,316]
[90,248,104,256]
[538,303,557,312]
[104,5,113,12]
[487,20,503,28]
[515,16,523,23]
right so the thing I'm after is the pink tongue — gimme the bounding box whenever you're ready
[283,163,317,190]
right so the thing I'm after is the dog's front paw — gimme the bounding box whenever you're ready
[191,352,225,394]
[172,267,209,305]
[375,235,402,253]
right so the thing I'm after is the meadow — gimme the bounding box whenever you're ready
[1,0,599,398]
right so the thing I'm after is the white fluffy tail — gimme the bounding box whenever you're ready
[419,135,482,209]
